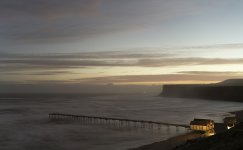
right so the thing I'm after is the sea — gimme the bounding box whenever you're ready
[1,93,243,150]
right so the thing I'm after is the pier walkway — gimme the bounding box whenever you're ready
[49,113,189,130]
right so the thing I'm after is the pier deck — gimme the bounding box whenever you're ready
[49,113,189,130]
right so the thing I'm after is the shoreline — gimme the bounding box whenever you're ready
[131,109,243,150]
[130,132,203,150]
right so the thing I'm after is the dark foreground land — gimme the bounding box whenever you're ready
[133,120,243,150]
[174,123,243,150]
[133,123,243,150]
[131,132,202,150]
[133,110,243,150]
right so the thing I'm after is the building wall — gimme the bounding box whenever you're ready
[190,125,212,131]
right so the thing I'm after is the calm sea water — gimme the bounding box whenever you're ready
[1,94,243,150]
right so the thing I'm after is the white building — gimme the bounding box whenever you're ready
[190,118,214,131]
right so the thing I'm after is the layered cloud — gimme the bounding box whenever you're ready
[0,0,100,19]
[1,43,243,86]
[0,0,226,43]
[0,47,243,84]
[73,71,243,85]
[1,51,243,72]
[1,0,243,93]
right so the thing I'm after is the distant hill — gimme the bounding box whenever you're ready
[160,79,243,102]
[216,79,243,86]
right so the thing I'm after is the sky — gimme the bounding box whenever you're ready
[1,0,243,93]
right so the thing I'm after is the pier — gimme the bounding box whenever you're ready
[49,113,189,131]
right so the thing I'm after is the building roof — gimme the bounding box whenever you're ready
[190,118,213,126]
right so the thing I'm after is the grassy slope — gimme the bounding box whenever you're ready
[175,123,243,150]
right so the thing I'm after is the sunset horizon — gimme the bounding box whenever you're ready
[2,1,243,150]
[1,0,243,93]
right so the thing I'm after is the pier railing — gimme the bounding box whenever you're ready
[49,113,189,131]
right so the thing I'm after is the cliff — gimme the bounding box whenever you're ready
[161,79,243,102]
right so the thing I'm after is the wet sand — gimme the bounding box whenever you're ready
[131,132,203,150]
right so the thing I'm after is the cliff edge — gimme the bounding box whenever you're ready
[160,79,243,102]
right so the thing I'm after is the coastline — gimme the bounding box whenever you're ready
[130,132,203,150]
[132,108,243,150]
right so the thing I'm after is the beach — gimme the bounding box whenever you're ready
[131,132,202,150]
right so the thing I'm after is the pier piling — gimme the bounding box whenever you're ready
[49,113,189,131]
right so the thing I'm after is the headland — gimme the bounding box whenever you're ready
[160,79,243,102]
